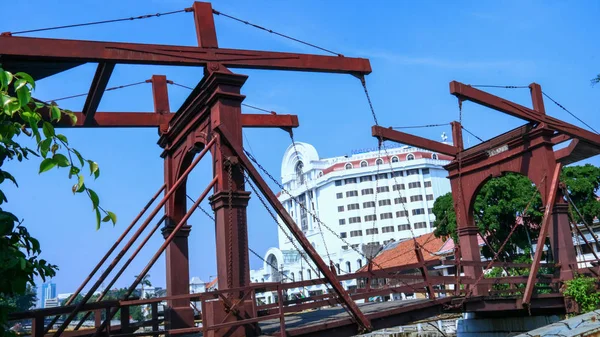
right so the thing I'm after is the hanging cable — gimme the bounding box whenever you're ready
[3,9,191,36]
[46,80,149,103]
[461,126,485,143]
[542,92,599,134]
[212,9,342,57]
[244,148,425,295]
[392,123,450,130]
[186,194,291,282]
[169,80,276,114]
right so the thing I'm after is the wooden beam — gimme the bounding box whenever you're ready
[240,114,299,128]
[0,35,372,75]
[372,125,458,156]
[217,124,373,333]
[450,81,600,148]
[82,62,115,126]
[522,163,562,305]
[193,2,218,48]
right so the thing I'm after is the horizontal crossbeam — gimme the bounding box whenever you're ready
[372,125,459,156]
[450,81,600,148]
[0,36,372,77]
[28,109,299,129]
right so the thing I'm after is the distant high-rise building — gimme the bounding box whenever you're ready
[40,282,57,308]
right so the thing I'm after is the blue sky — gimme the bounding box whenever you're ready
[3,0,600,294]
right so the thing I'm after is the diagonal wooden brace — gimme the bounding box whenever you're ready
[522,163,562,306]
[215,124,373,333]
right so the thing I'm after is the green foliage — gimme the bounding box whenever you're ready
[563,274,600,313]
[433,173,543,259]
[0,67,117,334]
[561,164,600,225]
[592,74,600,86]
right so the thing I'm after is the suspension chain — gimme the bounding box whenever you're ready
[245,149,424,294]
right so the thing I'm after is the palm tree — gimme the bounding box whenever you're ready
[135,274,152,299]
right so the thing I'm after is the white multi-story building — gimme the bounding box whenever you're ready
[250,141,452,304]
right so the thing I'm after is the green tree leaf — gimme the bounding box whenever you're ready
[88,160,99,178]
[53,153,69,168]
[95,208,102,230]
[72,148,84,166]
[39,158,57,174]
[39,138,52,158]
[15,72,35,90]
[50,105,61,122]
[88,188,100,209]
[42,122,55,138]
[56,134,68,144]
[16,86,31,108]
[0,70,13,91]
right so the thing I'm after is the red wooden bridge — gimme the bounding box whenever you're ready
[2,2,599,336]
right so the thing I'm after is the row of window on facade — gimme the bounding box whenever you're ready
[337,195,434,211]
[335,169,431,187]
[343,154,439,170]
[340,222,432,238]
[336,181,432,200]
[339,208,433,225]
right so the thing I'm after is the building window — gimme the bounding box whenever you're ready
[422,168,430,174]
[410,195,423,202]
[424,181,432,188]
[375,158,384,165]
[360,175,372,182]
[346,190,358,197]
[384,239,396,245]
[406,169,419,176]
[336,192,343,199]
[414,222,427,229]
[345,163,353,170]
[336,263,341,274]
[432,154,438,160]
[407,154,415,160]
[428,208,433,214]
[393,184,405,191]
[394,197,407,204]
[342,245,348,250]
[430,221,434,228]
[349,216,362,224]
[408,182,421,189]
[340,232,347,238]
[381,226,395,233]
[380,212,393,220]
[426,194,434,201]
[398,224,411,231]
[351,244,359,249]
[339,219,346,225]
[295,161,304,184]
[346,261,352,273]
[350,230,363,237]
[291,272,295,282]
[376,173,388,180]
[412,208,425,215]
[345,178,357,184]
[338,206,345,212]
[318,171,323,178]
[378,199,391,206]
[391,156,399,163]
[335,180,343,186]
[347,203,360,210]
[363,201,375,208]
[308,269,312,279]
[360,160,368,167]
[357,259,363,270]
[396,210,408,217]
[376,186,390,193]
[361,188,374,195]
[392,171,403,177]
[366,227,378,235]
[364,214,377,222]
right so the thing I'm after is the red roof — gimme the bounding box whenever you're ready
[322,151,452,176]
[360,232,446,272]
[437,234,485,255]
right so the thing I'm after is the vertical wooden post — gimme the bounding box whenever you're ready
[120,305,130,333]
[151,302,159,332]
[277,285,286,337]
[32,313,45,337]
